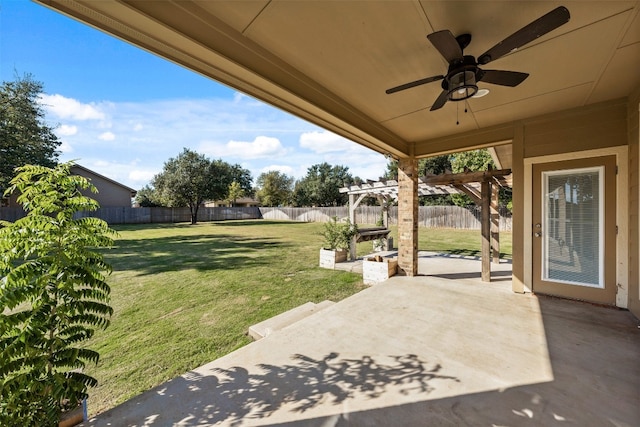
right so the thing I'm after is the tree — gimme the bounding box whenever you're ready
[449,149,494,173]
[293,163,354,207]
[228,163,253,197]
[135,184,162,207]
[226,181,245,207]
[151,149,253,224]
[0,163,115,426]
[153,149,213,224]
[383,154,451,180]
[0,75,61,192]
[450,149,496,207]
[256,170,294,207]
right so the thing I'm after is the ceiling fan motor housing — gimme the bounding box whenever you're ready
[443,56,479,101]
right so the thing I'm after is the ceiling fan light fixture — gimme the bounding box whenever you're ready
[447,70,478,101]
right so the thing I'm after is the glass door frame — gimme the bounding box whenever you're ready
[541,166,605,288]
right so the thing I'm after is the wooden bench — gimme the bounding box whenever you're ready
[356,227,391,243]
[349,227,393,260]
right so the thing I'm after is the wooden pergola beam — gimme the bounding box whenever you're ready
[422,169,512,186]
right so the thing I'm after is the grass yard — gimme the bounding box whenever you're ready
[87,220,511,416]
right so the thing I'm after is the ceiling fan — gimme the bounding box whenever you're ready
[386,6,570,111]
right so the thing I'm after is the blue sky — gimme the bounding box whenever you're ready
[0,0,388,190]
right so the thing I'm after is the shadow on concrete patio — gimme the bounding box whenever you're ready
[131,353,460,426]
[84,267,639,426]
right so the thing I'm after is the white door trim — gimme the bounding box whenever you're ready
[523,146,629,307]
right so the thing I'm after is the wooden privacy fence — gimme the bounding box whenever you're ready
[0,205,512,230]
[260,206,512,230]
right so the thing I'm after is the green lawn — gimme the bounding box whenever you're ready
[87,220,511,416]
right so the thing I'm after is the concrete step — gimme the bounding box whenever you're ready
[248,300,335,341]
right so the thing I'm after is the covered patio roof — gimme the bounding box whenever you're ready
[35,1,640,159]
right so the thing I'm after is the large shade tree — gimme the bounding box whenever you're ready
[0,75,60,192]
[293,163,354,207]
[256,170,294,207]
[151,148,252,224]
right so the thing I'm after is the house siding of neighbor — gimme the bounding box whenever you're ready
[3,164,136,209]
[71,164,136,207]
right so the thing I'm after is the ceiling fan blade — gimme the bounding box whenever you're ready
[430,89,450,111]
[386,75,444,94]
[477,6,570,65]
[427,30,464,64]
[478,69,529,87]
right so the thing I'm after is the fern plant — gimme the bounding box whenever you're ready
[0,163,115,426]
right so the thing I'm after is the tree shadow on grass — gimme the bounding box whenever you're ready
[215,220,314,227]
[89,353,459,426]
[105,233,291,275]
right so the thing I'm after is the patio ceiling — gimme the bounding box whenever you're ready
[37,1,640,165]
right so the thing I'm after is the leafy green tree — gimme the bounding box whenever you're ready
[227,163,253,197]
[293,163,354,207]
[0,75,61,192]
[135,184,162,207]
[152,149,253,223]
[153,148,214,224]
[226,181,245,207]
[0,163,115,426]
[450,149,496,207]
[450,149,494,173]
[256,170,294,207]
[383,155,451,179]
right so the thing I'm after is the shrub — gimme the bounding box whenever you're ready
[321,217,357,250]
[0,163,115,426]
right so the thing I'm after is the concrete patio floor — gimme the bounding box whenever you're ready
[84,254,639,426]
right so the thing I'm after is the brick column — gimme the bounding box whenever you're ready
[397,157,418,276]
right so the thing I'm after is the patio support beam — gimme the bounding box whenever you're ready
[348,193,368,260]
[397,157,419,276]
[491,182,500,264]
[481,180,491,282]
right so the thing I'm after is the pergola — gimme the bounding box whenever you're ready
[340,169,512,281]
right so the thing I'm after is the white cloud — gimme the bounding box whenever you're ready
[98,132,115,141]
[259,165,296,176]
[59,140,74,154]
[49,95,389,188]
[129,169,156,183]
[38,94,105,120]
[56,124,78,136]
[200,136,287,160]
[299,130,354,153]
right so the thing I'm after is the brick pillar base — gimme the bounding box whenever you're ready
[397,157,418,276]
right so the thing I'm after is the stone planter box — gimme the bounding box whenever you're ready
[319,248,348,269]
[363,256,398,285]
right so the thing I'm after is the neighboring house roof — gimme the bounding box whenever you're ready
[71,164,137,197]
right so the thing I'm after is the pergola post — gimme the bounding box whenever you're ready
[491,181,500,264]
[348,192,367,260]
[481,180,491,282]
[397,157,419,276]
